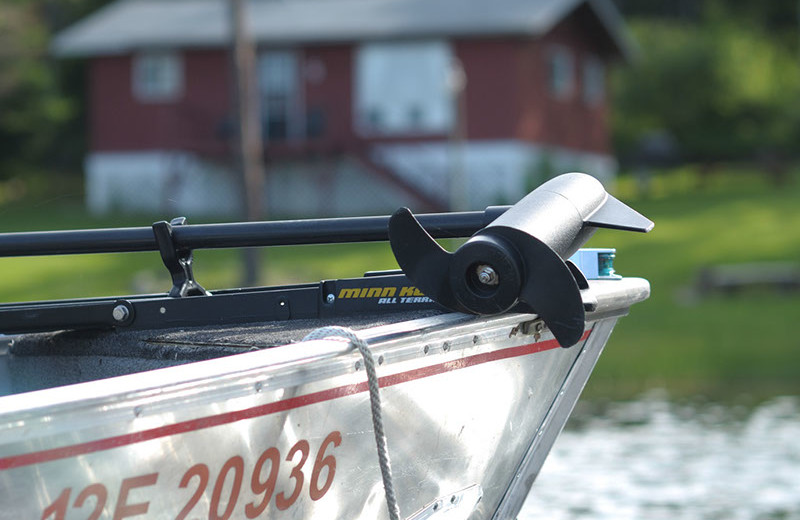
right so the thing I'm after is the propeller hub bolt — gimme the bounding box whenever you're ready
[476,265,499,286]
[112,304,130,322]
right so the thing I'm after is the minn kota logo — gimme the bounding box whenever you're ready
[337,286,433,304]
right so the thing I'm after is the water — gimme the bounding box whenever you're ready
[520,394,800,520]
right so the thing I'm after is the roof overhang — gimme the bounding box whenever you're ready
[52,0,635,61]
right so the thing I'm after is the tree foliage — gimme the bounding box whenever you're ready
[0,2,73,176]
[612,6,800,163]
[0,0,112,178]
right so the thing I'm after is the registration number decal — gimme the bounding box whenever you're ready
[40,431,342,519]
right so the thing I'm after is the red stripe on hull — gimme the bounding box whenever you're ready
[0,330,590,470]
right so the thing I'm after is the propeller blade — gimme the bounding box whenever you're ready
[493,227,586,347]
[388,208,463,311]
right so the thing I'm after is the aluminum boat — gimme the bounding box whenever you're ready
[0,173,651,519]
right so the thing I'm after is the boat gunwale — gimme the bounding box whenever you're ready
[0,278,649,437]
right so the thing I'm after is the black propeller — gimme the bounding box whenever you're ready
[389,173,653,348]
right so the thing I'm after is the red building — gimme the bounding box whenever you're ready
[53,0,634,217]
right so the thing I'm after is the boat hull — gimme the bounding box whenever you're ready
[0,279,648,519]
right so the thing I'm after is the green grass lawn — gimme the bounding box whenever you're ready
[1,167,798,401]
[583,167,800,400]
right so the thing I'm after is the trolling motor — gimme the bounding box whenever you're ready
[389,173,653,348]
[0,173,650,338]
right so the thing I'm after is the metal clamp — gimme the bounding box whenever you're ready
[152,217,210,298]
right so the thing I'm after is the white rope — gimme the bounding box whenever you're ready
[303,326,401,520]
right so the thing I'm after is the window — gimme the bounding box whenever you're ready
[355,41,454,135]
[548,46,574,100]
[132,51,183,102]
[259,51,299,141]
[582,56,605,106]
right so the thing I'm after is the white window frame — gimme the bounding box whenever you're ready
[547,46,574,100]
[354,41,455,136]
[582,55,605,106]
[132,51,184,103]
[258,50,303,142]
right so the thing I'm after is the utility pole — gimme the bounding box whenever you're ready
[447,58,468,211]
[229,0,266,286]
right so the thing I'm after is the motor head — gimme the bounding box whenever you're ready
[389,173,653,347]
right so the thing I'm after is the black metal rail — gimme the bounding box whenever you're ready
[0,207,510,334]
[0,273,438,334]
[0,207,510,257]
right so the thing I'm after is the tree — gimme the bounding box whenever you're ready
[0,2,74,177]
[612,7,800,164]
[0,0,114,178]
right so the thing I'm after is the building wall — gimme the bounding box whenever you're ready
[87,21,610,157]
[451,16,610,154]
[454,38,522,141]
[89,50,231,157]
[370,140,617,211]
[85,151,240,215]
[301,44,357,153]
[84,14,617,216]
[85,150,424,217]
[520,15,612,154]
